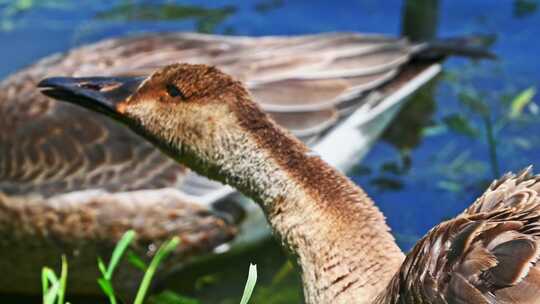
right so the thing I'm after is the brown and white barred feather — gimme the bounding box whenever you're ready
[377,167,540,304]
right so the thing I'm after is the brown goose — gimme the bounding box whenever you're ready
[41,63,540,303]
[2,32,487,295]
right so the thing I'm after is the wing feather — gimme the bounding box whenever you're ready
[377,168,540,304]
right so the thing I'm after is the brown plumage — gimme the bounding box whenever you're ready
[40,63,540,304]
[2,32,435,196]
[1,32,449,295]
[378,168,540,304]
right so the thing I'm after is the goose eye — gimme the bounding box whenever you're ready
[166,84,185,99]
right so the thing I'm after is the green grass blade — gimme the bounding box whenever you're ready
[44,283,60,304]
[97,278,117,304]
[42,267,50,303]
[127,250,148,271]
[133,237,180,304]
[42,267,60,304]
[510,87,536,118]
[106,230,136,279]
[97,257,108,277]
[148,290,200,304]
[57,255,68,304]
[239,263,257,304]
[97,230,135,304]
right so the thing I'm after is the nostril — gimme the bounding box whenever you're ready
[79,82,102,91]
[79,82,122,92]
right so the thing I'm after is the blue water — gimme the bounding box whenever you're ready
[1,0,540,302]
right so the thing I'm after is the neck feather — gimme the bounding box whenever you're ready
[173,94,404,303]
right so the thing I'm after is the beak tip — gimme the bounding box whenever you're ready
[37,77,68,89]
[37,78,53,88]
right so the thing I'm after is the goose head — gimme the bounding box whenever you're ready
[39,63,266,180]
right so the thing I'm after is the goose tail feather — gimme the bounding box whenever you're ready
[412,34,497,60]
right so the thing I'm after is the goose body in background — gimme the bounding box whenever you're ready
[41,63,540,304]
[2,32,485,295]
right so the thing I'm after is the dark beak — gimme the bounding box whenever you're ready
[38,76,145,116]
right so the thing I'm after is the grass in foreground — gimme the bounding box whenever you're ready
[41,230,257,304]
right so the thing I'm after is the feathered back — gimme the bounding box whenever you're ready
[377,168,540,304]
[0,32,418,198]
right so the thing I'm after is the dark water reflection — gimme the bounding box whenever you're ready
[1,0,539,302]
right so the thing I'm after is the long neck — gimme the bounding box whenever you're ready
[190,100,404,303]
[142,93,404,303]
